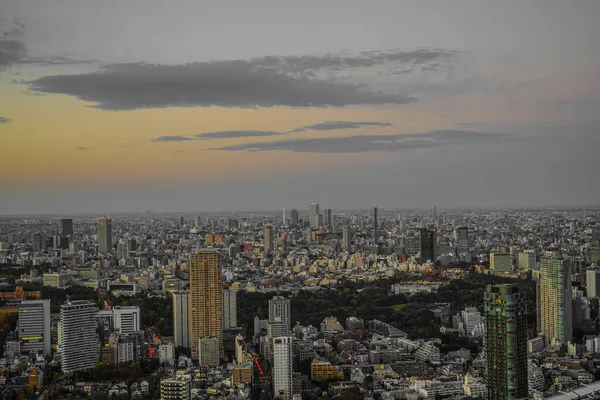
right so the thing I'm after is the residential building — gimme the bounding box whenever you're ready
[223,289,237,328]
[17,299,51,355]
[273,336,293,400]
[173,291,189,349]
[540,257,573,345]
[97,216,112,255]
[60,300,99,373]
[269,296,291,333]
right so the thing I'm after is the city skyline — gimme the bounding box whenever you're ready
[1,0,599,213]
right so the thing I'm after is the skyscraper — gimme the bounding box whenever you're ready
[373,207,378,243]
[540,256,572,345]
[33,233,46,252]
[60,300,99,373]
[223,289,237,329]
[309,203,320,229]
[97,216,112,255]
[272,336,293,400]
[586,268,600,298]
[18,299,51,355]
[189,250,223,359]
[518,250,536,271]
[264,224,274,253]
[484,284,528,400]
[290,209,299,227]
[457,226,469,251]
[342,226,351,252]
[420,229,437,263]
[323,209,332,227]
[269,296,291,332]
[60,218,73,237]
[173,291,190,349]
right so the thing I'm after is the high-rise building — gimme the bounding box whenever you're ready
[272,336,293,400]
[113,306,140,335]
[540,257,572,345]
[127,237,137,254]
[586,268,600,298]
[60,300,99,373]
[264,224,274,253]
[373,207,378,243]
[484,284,528,400]
[290,209,299,227]
[342,226,351,253]
[116,241,128,260]
[173,291,190,349]
[97,216,112,255]
[323,209,332,227]
[420,229,437,263]
[18,300,51,355]
[518,250,536,271]
[309,203,320,229]
[457,227,469,250]
[198,337,220,366]
[189,250,223,359]
[223,289,237,329]
[60,218,73,237]
[269,296,291,333]
[490,252,513,273]
[33,233,46,252]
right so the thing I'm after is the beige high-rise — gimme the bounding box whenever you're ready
[540,257,572,345]
[189,250,223,359]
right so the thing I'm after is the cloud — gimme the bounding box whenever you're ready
[27,48,458,110]
[0,116,9,124]
[0,18,26,68]
[455,122,487,127]
[151,135,194,142]
[196,130,280,140]
[76,147,90,150]
[290,120,392,133]
[212,130,505,154]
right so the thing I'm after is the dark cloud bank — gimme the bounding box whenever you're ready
[0,116,9,124]
[28,49,457,110]
[212,130,505,154]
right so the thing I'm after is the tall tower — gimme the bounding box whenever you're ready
[290,209,299,227]
[189,250,223,359]
[373,207,378,243]
[420,228,437,263]
[309,203,320,229]
[342,226,351,253]
[272,336,293,400]
[60,300,99,373]
[264,224,274,254]
[269,296,291,332]
[173,291,190,349]
[97,216,112,255]
[282,206,286,227]
[223,289,237,329]
[60,218,73,237]
[540,256,572,345]
[323,209,333,227]
[485,284,528,400]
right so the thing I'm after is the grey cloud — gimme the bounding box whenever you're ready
[151,135,194,142]
[0,116,9,124]
[455,122,486,127]
[291,120,392,133]
[213,130,505,154]
[26,48,458,110]
[76,147,90,150]
[0,18,26,67]
[196,130,280,140]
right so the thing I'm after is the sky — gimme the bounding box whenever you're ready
[0,0,599,214]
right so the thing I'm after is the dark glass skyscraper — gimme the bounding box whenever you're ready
[420,228,437,263]
[97,216,112,255]
[485,284,528,400]
[60,218,73,237]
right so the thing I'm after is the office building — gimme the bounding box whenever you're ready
[587,268,600,298]
[160,373,191,400]
[342,226,351,252]
[223,289,237,328]
[264,224,274,253]
[198,337,220,366]
[173,291,190,349]
[60,218,73,237]
[269,296,291,333]
[490,252,513,273]
[518,250,536,271]
[60,300,100,373]
[97,216,112,255]
[457,227,469,250]
[420,229,437,263]
[116,241,128,261]
[127,237,137,254]
[484,284,528,400]
[323,209,332,227]
[113,306,140,335]
[17,300,51,355]
[540,257,572,345]
[290,209,299,227]
[189,250,223,359]
[309,203,320,229]
[33,233,46,252]
[272,336,293,400]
